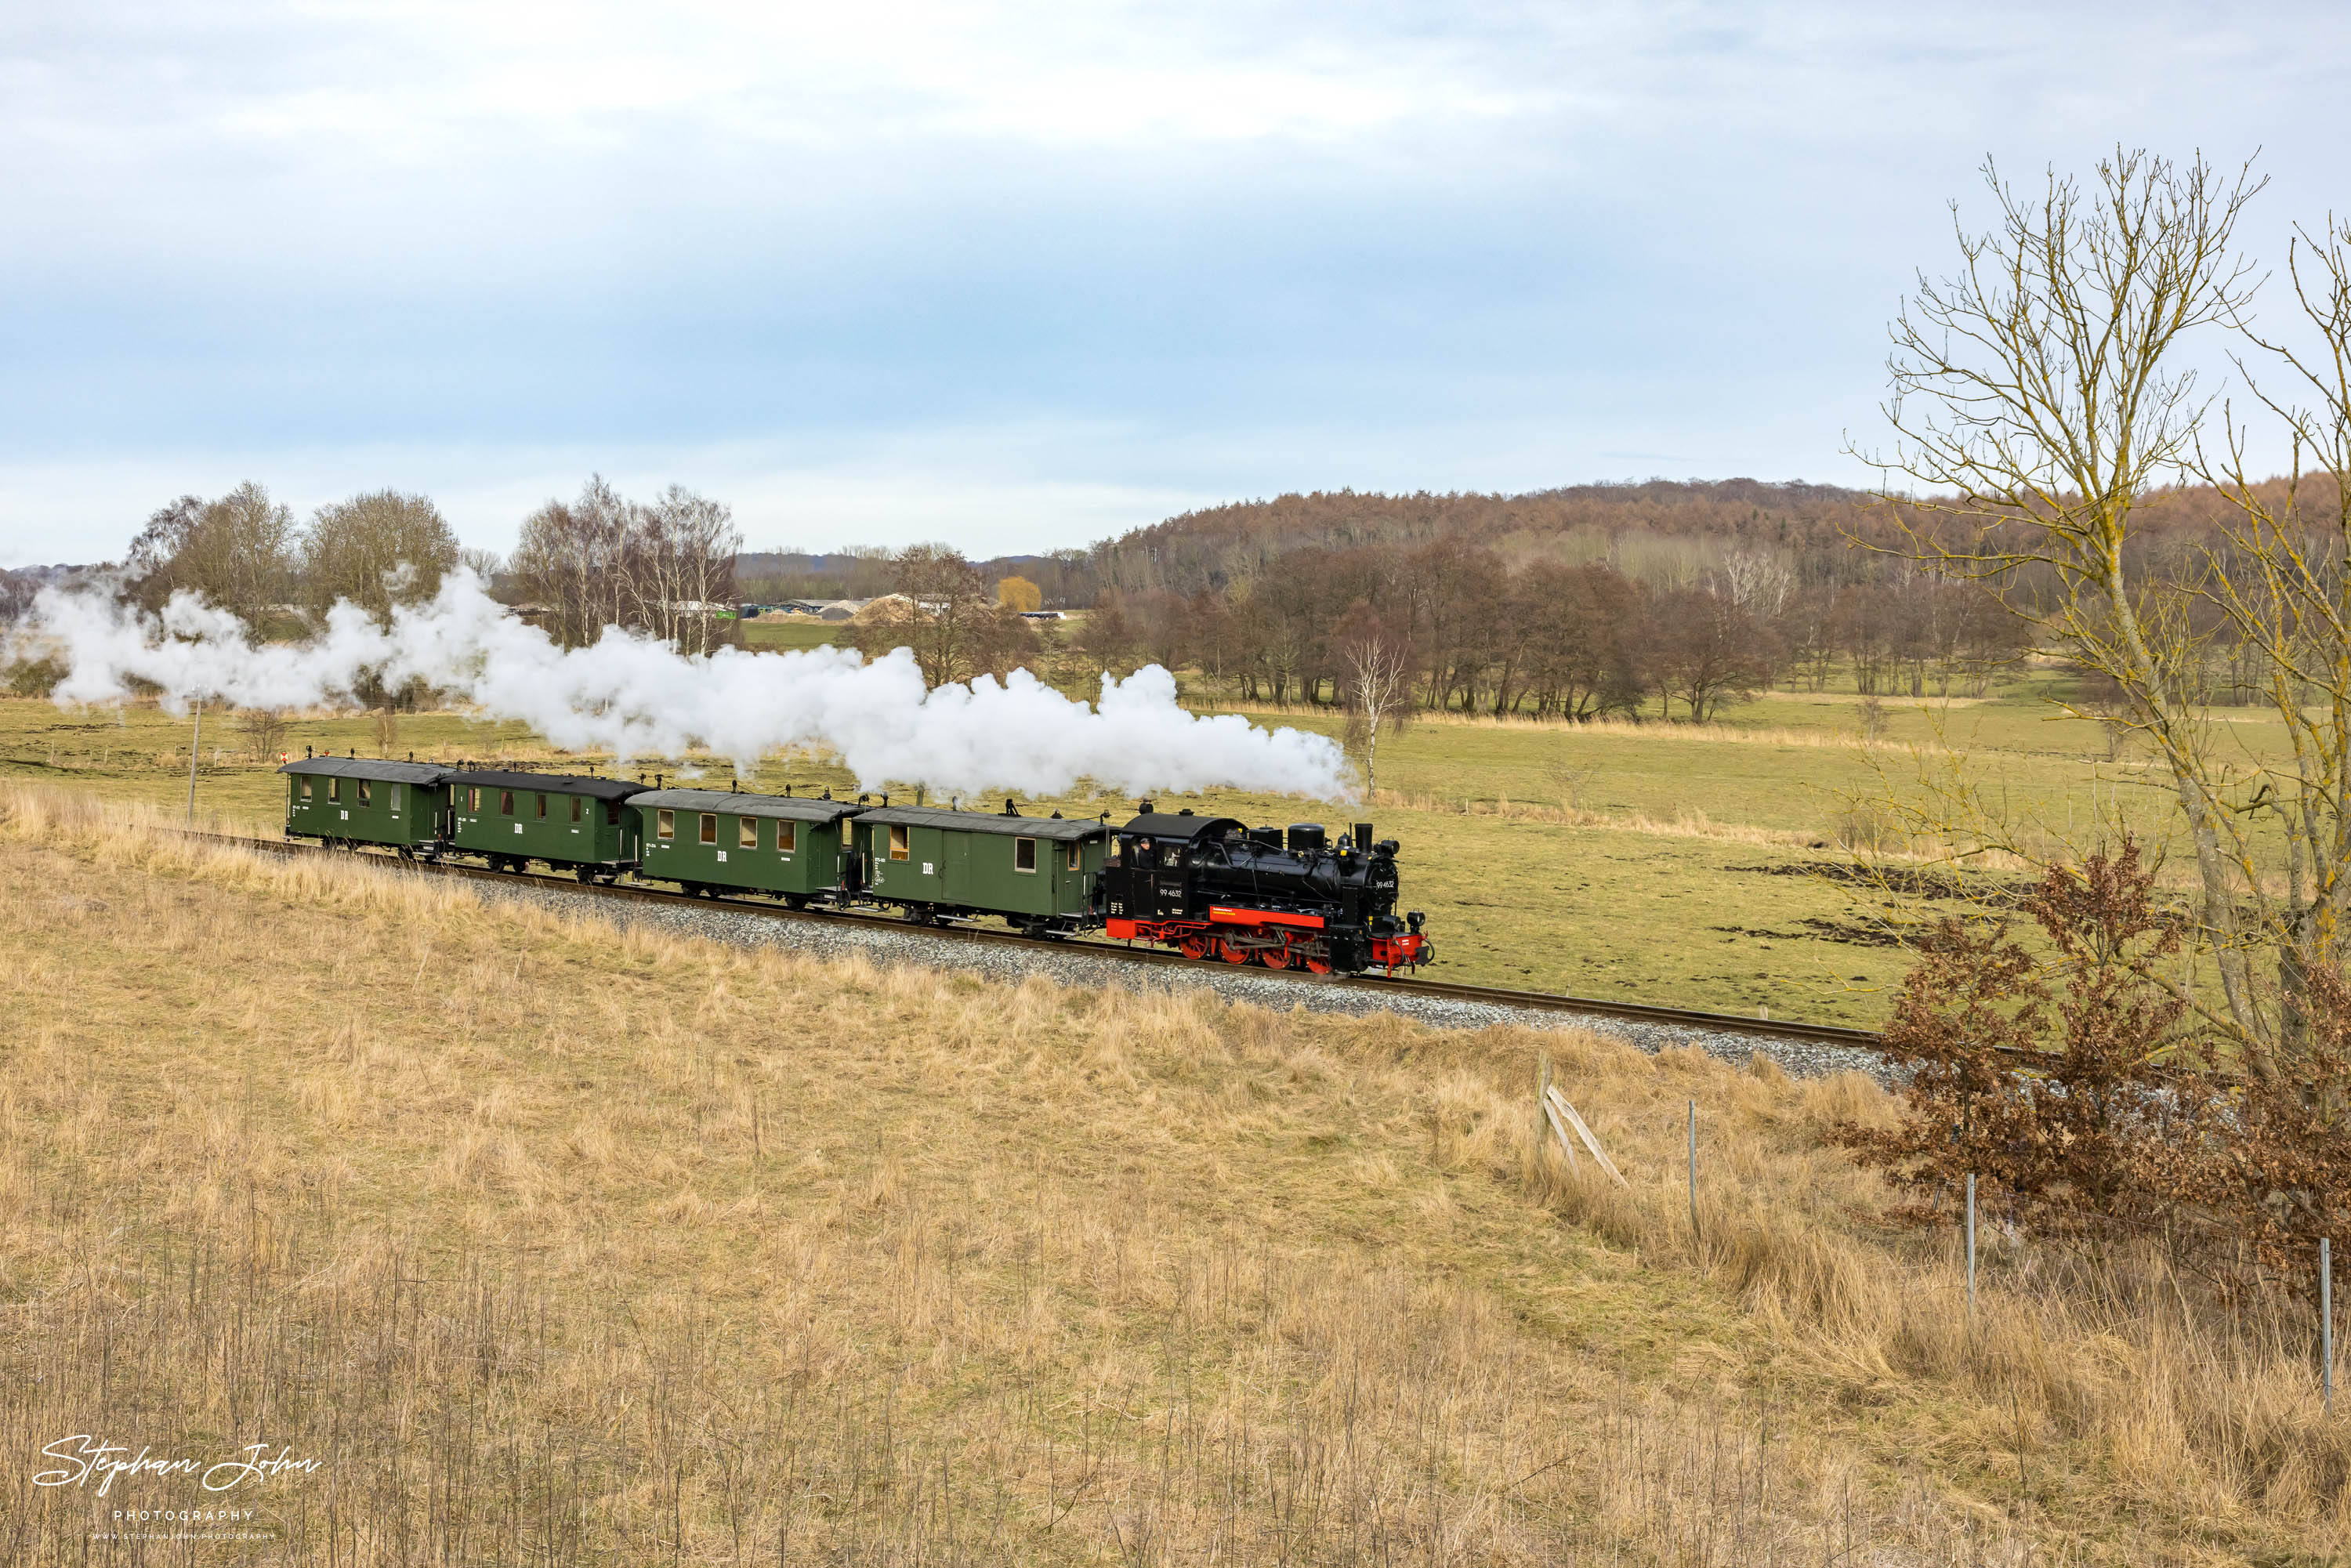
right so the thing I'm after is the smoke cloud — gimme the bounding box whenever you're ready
[11,572,1356,801]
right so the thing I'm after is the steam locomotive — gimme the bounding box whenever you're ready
[1099,809,1429,974]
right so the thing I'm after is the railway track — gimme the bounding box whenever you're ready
[204,829,1888,1052]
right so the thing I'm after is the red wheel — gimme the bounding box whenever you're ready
[1302,948,1334,975]
[1260,943,1291,971]
[1219,936,1251,964]
[1180,933,1213,961]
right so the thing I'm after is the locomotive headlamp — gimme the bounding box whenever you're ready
[1407,911,1424,932]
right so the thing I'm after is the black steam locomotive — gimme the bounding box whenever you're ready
[1099,808,1429,974]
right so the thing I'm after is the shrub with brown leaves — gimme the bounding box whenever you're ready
[1849,837,2351,1301]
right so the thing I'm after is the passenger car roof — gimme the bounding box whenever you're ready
[629,788,861,823]
[856,804,1105,842]
[277,757,449,785]
[441,768,647,802]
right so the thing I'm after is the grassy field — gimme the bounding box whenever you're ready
[0,668,2233,1027]
[2,786,2340,1562]
[738,616,848,650]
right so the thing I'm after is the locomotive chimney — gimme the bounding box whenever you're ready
[1354,821,1373,852]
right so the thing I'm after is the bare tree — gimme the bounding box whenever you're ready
[1853,149,2351,1082]
[848,545,1036,688]
[302,489,462,627]
[509,476,633,649]
[1336,603,1411,796]
[236,707,288,761]
[125,483,297,629]
[627,485,741,654]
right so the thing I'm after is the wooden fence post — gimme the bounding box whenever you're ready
[1686,1099,1698,1242]
[1966,1173,1977,1330]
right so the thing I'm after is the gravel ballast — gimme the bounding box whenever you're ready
[456,872,1892,1083]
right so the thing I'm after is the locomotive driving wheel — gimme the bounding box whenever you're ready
[1302,947,1335,975]
[1259,943,1291,970]
[1180,933,1214,961]
[1217,936,1250,964]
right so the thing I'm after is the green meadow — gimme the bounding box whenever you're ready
[0,666,2244,1028]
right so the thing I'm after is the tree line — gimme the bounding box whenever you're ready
[1073,537,2027,722]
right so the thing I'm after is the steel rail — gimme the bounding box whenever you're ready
[199,831,1889,1051]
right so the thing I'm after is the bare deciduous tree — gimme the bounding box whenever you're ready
[1855,149,2351,1085]
[1337,603,1411,797]
[849,545,1037,688]
[302,489,463,627]
[125,483,297,629]
[509,477,739,653]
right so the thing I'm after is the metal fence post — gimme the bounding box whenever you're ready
[1966,1172,1977,1329]
[1686,1099,1698,1242]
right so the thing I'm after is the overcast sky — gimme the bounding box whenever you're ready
[2,1,2346,567]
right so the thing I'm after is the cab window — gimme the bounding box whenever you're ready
[1013,836,1037,873]
[777,821,797,854]
[657,809,676,840]
[739,817,759,849]
[699,813,717,846]
[1160,842,1184,869]
[888,824,910,861]
[357,779,372,806]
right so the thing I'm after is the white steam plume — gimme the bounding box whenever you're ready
[11,572,1356,801]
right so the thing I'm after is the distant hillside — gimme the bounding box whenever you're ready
[1089,480,1896,597]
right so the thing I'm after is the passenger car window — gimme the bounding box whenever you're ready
[298,777,313,802]
[1065,841,1081,871]
[390,784,403,810]
[328,777,342,803]
[469,787,481,813]
[657,809,676,840]
[357,780,372,806]
[888,824,910,861]
[605,802,621,826]
[740,817,758,849]
[777,821,797,853]
[571,796,583,823]
[536,793,548,818]
[1014,836,1037,873]
[500,790,514,815]
[699,813,717,845]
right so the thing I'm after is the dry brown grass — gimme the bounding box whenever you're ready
[0,783,2338,1563]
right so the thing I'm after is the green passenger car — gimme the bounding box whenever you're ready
[853,804,1107,933]
[280,757,450,853]
[629,788,864,904]
[443,769,648,880]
